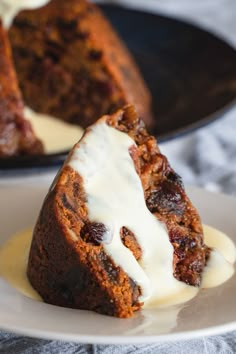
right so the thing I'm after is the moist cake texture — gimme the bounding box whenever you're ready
[0,20,43,157]
[0,0,153,156]
[9,0,153,128]
[27,105,209,318]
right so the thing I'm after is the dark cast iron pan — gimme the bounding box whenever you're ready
[1,4,236,170]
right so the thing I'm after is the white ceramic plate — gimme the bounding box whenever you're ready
[0,184,236,344]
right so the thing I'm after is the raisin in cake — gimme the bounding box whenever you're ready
[27,105,209,318]
[9,0,153,128]
[0,20,43,157]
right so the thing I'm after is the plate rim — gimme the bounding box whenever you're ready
[0,186,236,344]
[0,320,236,345]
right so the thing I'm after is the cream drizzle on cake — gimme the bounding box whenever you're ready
[0,0,49,29]
[0,122,235,308]
[0,225,235,307]
[68,121,236,305]
[66,122,226,304]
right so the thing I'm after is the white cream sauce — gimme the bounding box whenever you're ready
[0,226,234,306]
[24,107,83,154]
[0,229,41,301]
[202,225,236,288]
[69,122,183,302]
[0,121,235,308]
[0,0,84,154]
[68,121,236,306]
[0,0,49,29]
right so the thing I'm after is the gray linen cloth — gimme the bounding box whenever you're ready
[1,0,236,352]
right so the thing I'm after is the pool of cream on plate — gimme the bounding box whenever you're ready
[0,121,236,309]
[0,225,235,308]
